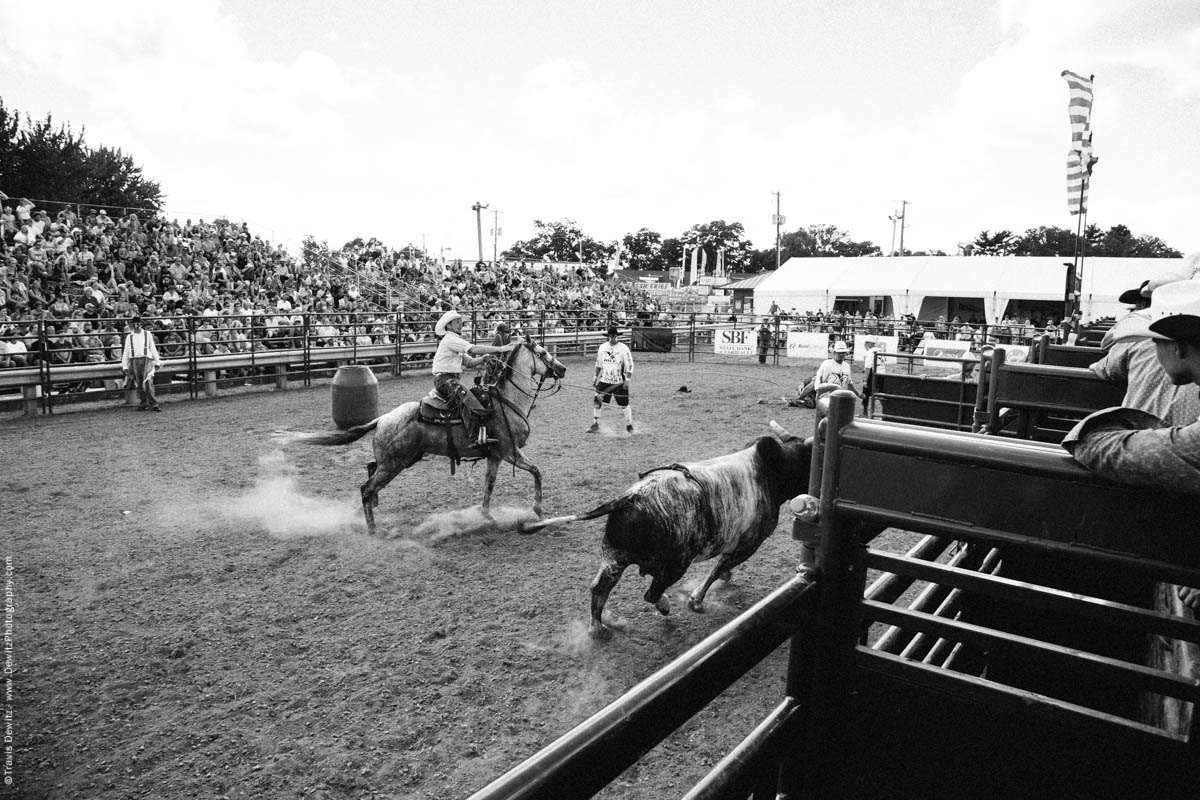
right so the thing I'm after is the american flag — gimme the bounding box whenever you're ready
[1062,70,1098,216]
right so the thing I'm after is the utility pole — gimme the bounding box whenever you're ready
[771,191,785,270]
[471,201,488,263]
[897,200,909,257]
[489,209,502,266]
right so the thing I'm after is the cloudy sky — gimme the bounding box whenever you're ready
[1,0,1197,261]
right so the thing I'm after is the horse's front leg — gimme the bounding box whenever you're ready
[481,454,500,520]
[507,448,544,517]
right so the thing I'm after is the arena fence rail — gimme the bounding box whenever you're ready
[466,391,1200,799]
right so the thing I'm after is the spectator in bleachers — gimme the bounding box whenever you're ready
[0,325,27,367]
[1,206,15,241]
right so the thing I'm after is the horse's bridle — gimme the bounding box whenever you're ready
[485,339,563,423]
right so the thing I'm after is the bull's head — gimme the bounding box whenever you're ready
[757,420,815,504]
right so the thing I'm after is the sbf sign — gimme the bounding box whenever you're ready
[716,328,755,356]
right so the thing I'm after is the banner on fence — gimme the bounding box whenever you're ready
[714,328,755,356]
[999,344,1030,363]
[787,330,848,359]
[915,339,972,361]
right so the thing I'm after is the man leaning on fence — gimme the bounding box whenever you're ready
[121,314,162,411]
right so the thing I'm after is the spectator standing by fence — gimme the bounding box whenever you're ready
[121,315,162,411]
[756,319,771,364]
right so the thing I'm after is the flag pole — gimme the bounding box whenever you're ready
[1068,177,1087,320]
[1076,180,1088,320]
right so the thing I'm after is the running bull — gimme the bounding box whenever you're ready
[519,420,813,639]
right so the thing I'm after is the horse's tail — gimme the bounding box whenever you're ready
[517,496,626,535]
[275,417,381,447]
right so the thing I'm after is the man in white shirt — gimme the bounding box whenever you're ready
[432,309,514,446]
[813,339,861,401]
[121,315,163,411]
[589,325,635,434]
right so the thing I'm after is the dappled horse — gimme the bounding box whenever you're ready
[280,339,566,535]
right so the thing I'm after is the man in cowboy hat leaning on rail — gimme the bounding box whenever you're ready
[1063,278,1200,500]
[432,310,515,447]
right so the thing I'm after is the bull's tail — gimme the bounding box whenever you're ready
[517,497,626,535]
[274,418,381,447]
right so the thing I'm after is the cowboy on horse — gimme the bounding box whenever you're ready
[432,309,515,446]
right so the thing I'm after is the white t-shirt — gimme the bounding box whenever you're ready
[814,357,854,391]
[595,341,634,384]
[432,332,471,374]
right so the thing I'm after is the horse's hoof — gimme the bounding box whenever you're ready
[590,623,613,641]
[654,596,671,616]
[532,506,545,518]
[687,596,705,613]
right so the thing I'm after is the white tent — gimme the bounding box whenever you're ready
[755,256,1188,324]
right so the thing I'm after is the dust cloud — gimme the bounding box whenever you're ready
[217,450,363,539]
[414,505,539,543]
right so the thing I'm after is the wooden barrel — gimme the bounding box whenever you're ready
[331,365,379,429]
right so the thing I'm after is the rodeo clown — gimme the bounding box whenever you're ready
[432,309,515,446]
[589,324,635,434]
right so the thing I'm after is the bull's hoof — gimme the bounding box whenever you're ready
[590,623,613,641]
[654,596,671,616]
[687,596,705,613]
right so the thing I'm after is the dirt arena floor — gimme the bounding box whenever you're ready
[8,350,899,799]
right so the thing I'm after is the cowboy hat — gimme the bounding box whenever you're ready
[1118,280,1150,305]
[435,309,462,336]
[1147,280,1200,342]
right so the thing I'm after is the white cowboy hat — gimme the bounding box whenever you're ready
[1147,279,1200,342]
[435,309,462,336]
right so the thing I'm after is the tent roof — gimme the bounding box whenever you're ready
[719,272,774,290]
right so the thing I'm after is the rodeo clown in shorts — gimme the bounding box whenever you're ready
[432,309,515,446]
[589,325,635,434]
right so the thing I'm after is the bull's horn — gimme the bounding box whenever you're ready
[769,420,799,441]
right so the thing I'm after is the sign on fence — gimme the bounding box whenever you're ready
[787,330,845,359]
[915,339,972,361]
[999,344,1031,363]
[715,328,755,356]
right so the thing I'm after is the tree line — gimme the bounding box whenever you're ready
[0,99,163,213]
[500,218,1180,275]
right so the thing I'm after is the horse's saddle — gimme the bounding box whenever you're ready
[418,386,492,426]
